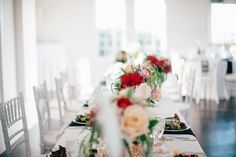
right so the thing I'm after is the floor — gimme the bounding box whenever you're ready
[191,98,236,157]
[1,98,236,157]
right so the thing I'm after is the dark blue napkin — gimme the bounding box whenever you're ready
[164,128,195,136]
[69,121,87,127]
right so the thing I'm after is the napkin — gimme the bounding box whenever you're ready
[48,145,66,157]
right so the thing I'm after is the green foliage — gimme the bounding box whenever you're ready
[112,79,121,92]
[126,88,134,98]
[148,119,159,133]
[123,139,132,157]
[145,66,165,88]
[121,68,128,74]
[138,134,147,144]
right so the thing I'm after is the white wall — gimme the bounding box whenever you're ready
[36,0,114,85]
[166,0,211,54]
[36,0,212,84]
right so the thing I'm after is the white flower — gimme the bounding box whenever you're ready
[121,105,149,139]
[134,83,152,99]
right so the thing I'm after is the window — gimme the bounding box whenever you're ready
[211,3,236,45]
[135,0,166,54]
[96,0,126,57]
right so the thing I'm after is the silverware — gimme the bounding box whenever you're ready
[183,152,207,157]
[164,136,197,141]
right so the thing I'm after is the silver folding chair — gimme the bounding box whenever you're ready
[55,77,68,113]
[0,93,31,157]
[55,77,78,114]
[33,81,64,154]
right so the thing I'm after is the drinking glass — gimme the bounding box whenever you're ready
[151,116,166,144]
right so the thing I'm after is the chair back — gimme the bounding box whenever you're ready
[55,77,67,112]
[33,81,52,150]
[0,93,31,157]
[217,61,229,100]
[186,62,196,106]
[55,77,66,125]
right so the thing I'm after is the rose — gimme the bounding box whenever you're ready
[163,61,172,73]
[146,55,159,67]
[89,108,97,126]
[121,105,149,139]
[117,97,132,109]
[134,83,152,100]
[120,72,143,89]
[146,55,172,73]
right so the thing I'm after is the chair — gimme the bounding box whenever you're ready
[225,74,236,97]
[55,77,78,114]
[225,61,236,97]
[194,60,219,104]
[0,93,31,157]
[217,61,229,100]
[33,82,64,154]
[162,61,196,125]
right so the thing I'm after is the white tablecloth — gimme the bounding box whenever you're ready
[53,102,206,156]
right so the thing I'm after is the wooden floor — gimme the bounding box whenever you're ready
[1,98,236,157]
[191,97,236,157]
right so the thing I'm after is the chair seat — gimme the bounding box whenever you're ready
[225,74,236,82]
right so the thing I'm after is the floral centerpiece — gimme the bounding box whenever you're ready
[79,54,172,157]
[80,88,159,157]
[113,55,171,105]
[114,88,159,157]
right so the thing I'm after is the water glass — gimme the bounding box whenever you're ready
[151,117,165,143]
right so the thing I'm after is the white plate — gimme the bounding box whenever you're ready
[165,126,190,132]
[72,119,89,125]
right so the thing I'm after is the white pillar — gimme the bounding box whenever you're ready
[126,0,136,45]
[14,0,38,128]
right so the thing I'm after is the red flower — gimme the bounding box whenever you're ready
[120,72,143,89]
[89,109,97,126]
[146,55,159,66]
[117,97,132,109]
[163,62,172,73]
[146,55,172,73]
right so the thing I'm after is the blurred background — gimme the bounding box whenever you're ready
[0,0,236,156]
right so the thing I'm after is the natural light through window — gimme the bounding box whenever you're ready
[211,3,236,44]
[135,0,166,54]
[96,0,126,56]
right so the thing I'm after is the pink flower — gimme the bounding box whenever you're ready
[151,87,161,101]
[138,69,150,79]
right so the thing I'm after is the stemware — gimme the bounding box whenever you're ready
[151,116,166,144]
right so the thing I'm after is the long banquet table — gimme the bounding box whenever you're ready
[52,99,206,157]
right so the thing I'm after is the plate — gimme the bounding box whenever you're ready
[165,117,190,132]
[165,126,190,132]
[72,119,89,126]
